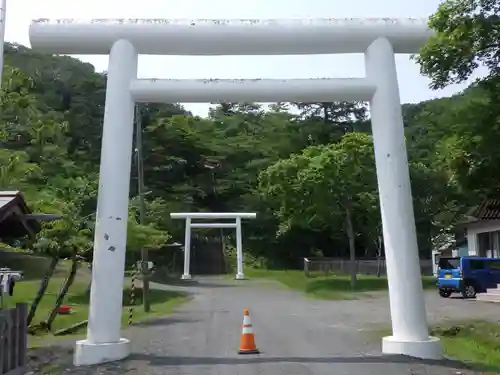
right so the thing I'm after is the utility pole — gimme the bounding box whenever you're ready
[135,104,150,312]
[0,0,7,90]
[211,170,225,252]
[204,160,225,262]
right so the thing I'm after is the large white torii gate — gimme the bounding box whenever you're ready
[29,17,442,366]
[170,212,256,280]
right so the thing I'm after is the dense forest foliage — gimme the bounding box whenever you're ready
[1,0,498,270]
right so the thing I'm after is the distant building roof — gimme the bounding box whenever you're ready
[462,197,500,224]
[0,191,41,239]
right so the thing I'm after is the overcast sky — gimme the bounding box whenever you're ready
[5,0,484,116]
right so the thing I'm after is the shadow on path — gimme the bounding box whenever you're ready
[132,317,200,327]
[129,352,473,370]
[151,279,235,289]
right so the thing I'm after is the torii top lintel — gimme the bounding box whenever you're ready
[29,18,433,56]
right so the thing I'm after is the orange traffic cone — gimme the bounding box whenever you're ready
[238,308,260,354]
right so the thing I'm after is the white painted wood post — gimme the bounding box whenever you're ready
[74,39,137,367]
[366,37,441,359]
[235,217,244,280]
[181,217,192,280]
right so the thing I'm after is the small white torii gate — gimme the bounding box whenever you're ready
[170,212,257,280]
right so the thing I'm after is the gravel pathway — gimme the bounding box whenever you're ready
[28,277,500,374]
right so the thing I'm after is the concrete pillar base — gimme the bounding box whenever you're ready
[74,338,131,366]
[235,273,245,280]
[181,274,192,280]
[382,335,442,360]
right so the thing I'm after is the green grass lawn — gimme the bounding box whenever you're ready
[7,275,190,347]
[376,321,500,372]
[243,268,436,299]
[433,321,500,372]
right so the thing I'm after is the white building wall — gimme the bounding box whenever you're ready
[466,220,500,256]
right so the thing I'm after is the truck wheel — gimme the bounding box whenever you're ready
[462,284,476,299]
[439,289,452,298]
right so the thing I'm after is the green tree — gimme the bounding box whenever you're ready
[416,0,500,199]
[416,0,500,89]
[259,133,379,284]
[2,37,496,279]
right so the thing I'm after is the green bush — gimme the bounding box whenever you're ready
[224,245,267,273]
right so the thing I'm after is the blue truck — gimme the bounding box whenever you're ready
[437,256,500,298]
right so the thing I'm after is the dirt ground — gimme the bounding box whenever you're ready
[27,277,500,375]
